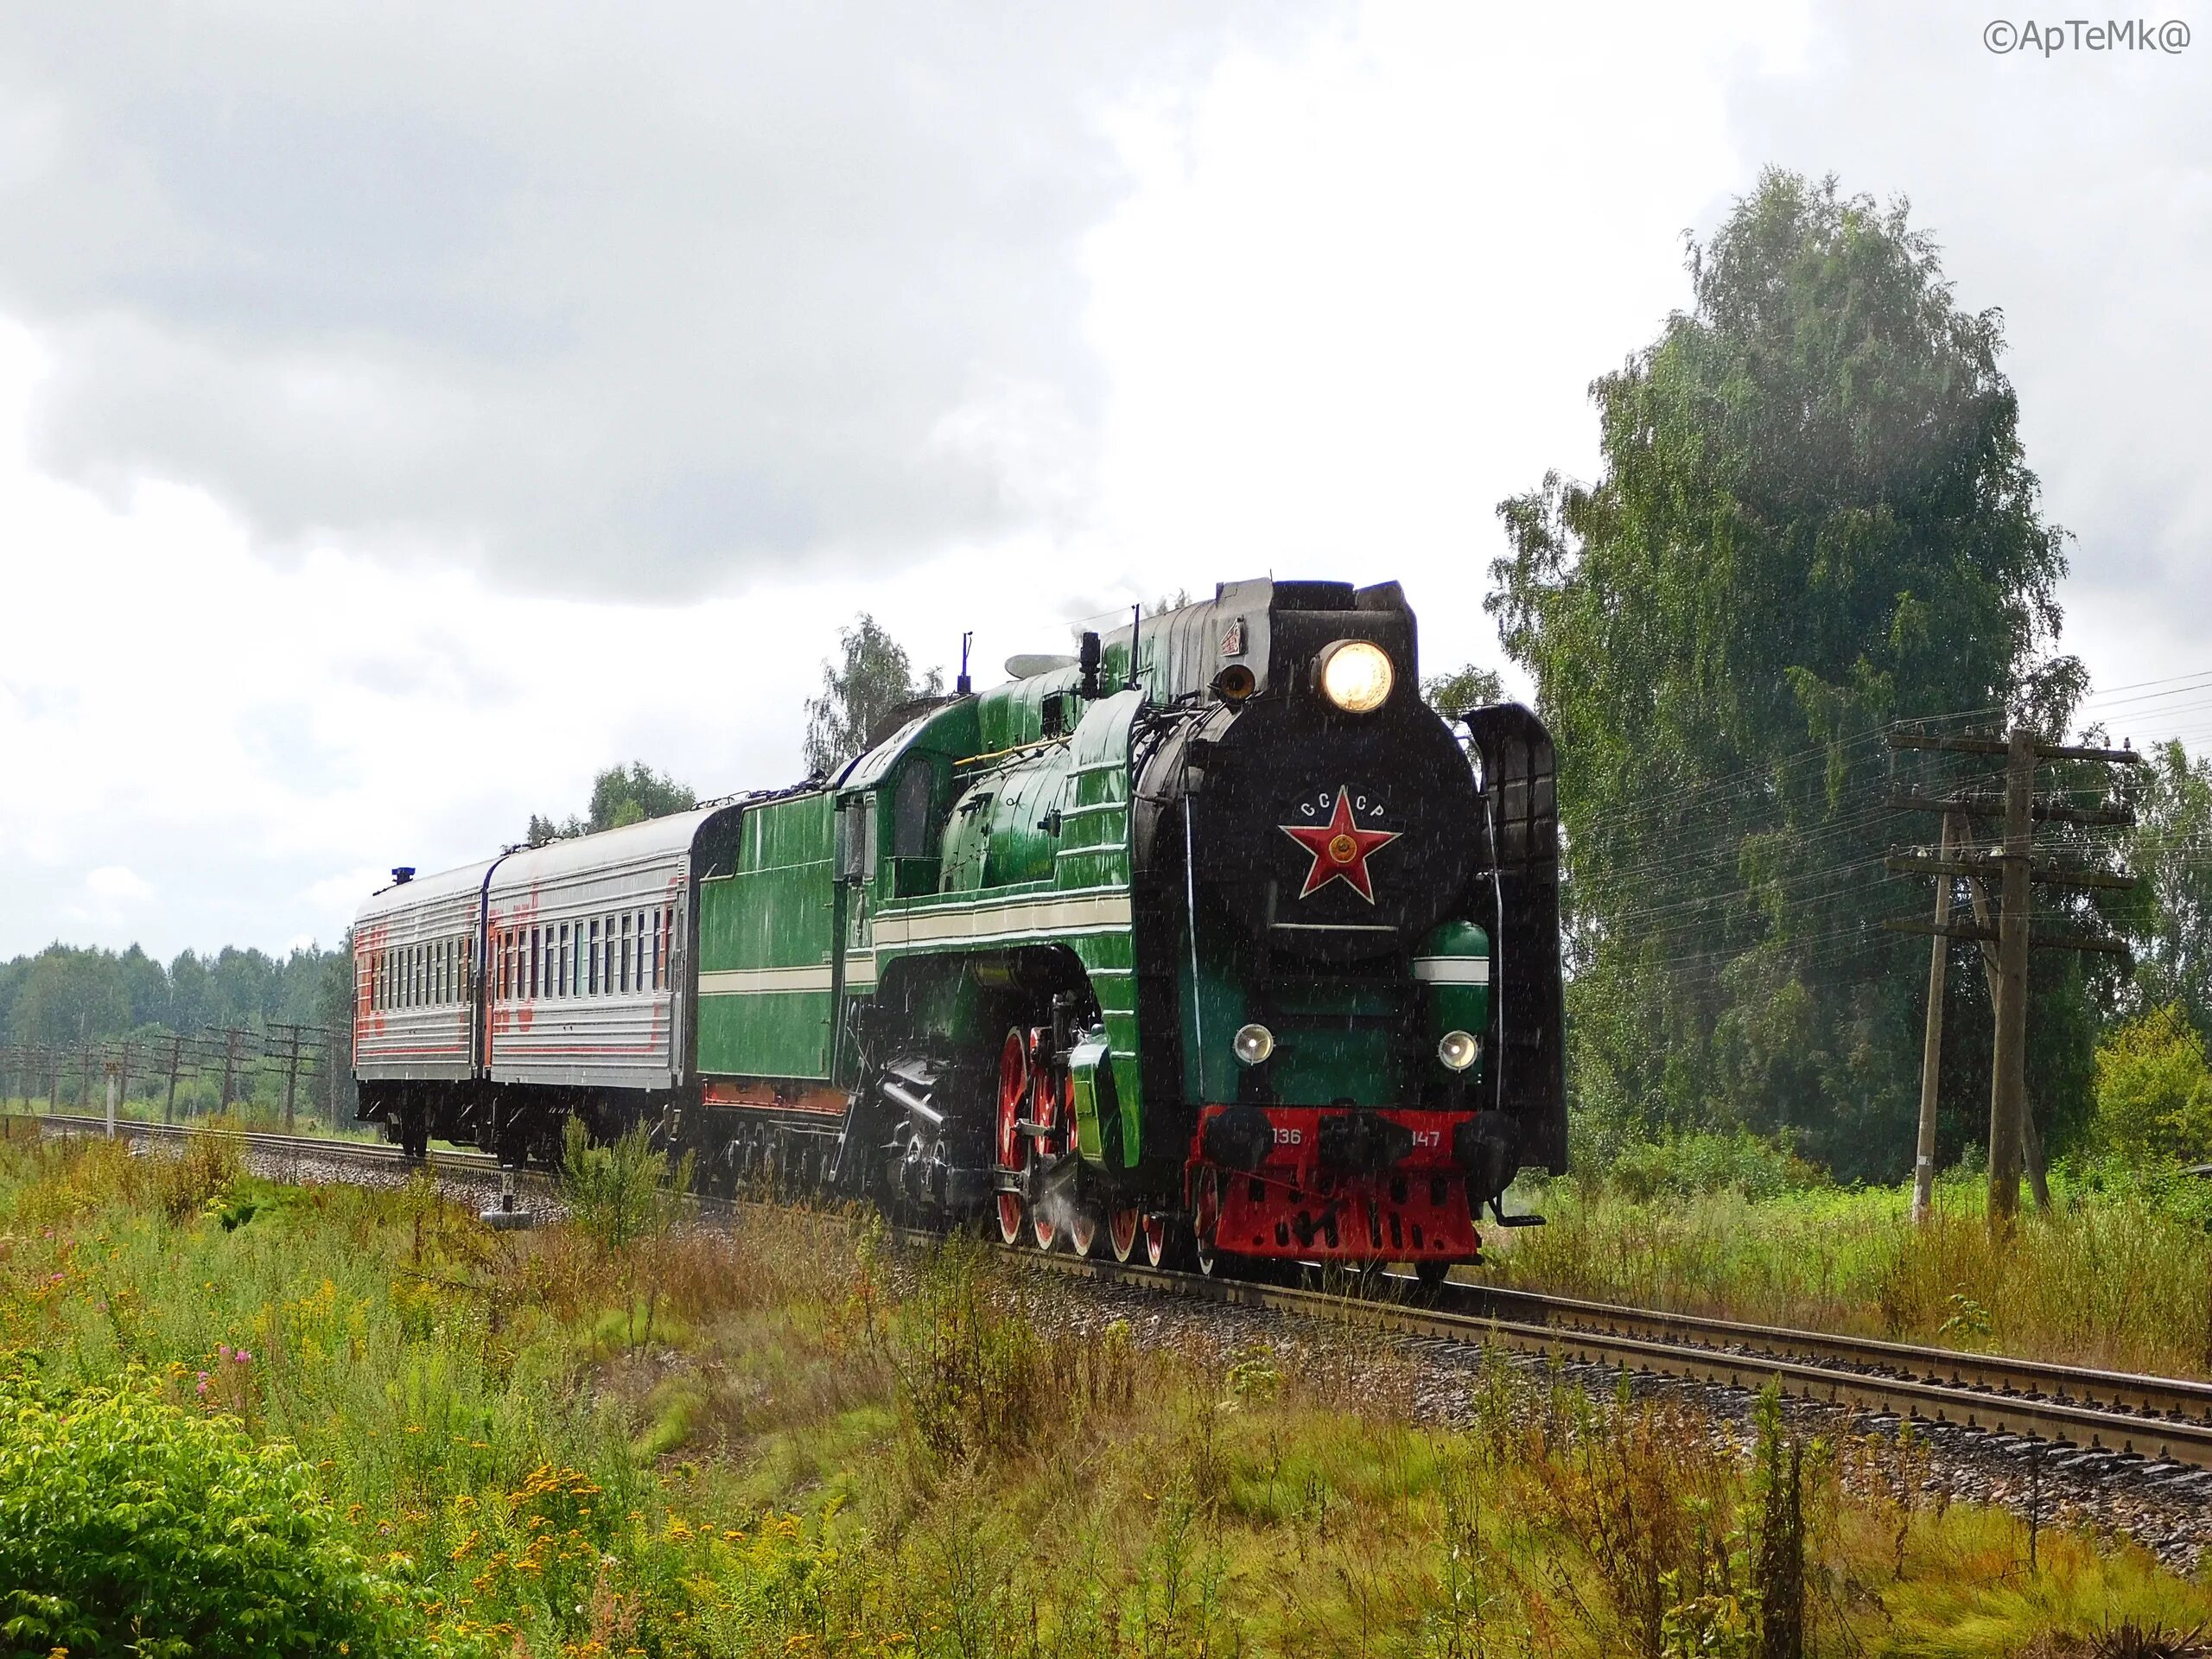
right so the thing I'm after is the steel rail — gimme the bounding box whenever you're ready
[1429,1281,2212,1426]
[18,1111,2212,1468]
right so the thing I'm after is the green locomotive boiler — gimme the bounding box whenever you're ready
[353,578,1564,1273]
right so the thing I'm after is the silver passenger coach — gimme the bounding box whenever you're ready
[352,804,747,1155]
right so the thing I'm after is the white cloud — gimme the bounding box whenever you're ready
[0,3,1323,595]
[85,867,152,903]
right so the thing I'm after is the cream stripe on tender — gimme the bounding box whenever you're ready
[1412,956,1491,984]
[872,889,1132,949]
[698,964,836,996]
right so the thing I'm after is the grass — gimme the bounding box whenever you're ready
[2,1132,2208,1656]
[1486,1166,2212,1378]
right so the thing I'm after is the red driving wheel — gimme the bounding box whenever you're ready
[995,1027,1027,1246]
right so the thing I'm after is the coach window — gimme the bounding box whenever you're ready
[529,928,540,999]
[588,918,600,995]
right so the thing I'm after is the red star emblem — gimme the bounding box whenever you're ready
[1280,787,1402,903]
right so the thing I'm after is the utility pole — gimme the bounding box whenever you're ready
[267,1022,325,1135]
[1885,726,2141,1229]
[104,1057,119,1139]
[1989,725,2035,1224]
[212,1026,244,1117]
[164,1032,185,1124]
[1910,812,1959,1224]
[1957,865,2054,1211]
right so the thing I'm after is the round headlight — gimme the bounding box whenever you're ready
[1437,1030,1480,1072]
[1233,1023,1275,1066]
[1317,640,1395,713]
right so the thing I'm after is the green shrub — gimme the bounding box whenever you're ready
[560,1116,693,1255]
[893,1239,1046,1464]
[0,1369,423,1657]
[1605,1130,1827,1203]
[2092,1003,2212,1162]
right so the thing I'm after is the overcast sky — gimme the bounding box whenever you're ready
[2,0,2207,961]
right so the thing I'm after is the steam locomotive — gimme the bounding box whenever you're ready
[352,579,1564,1273]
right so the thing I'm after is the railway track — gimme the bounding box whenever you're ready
[20,1110,2212,1473]
[18,1110,503,1173]
[1016,1250,2212,1471]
